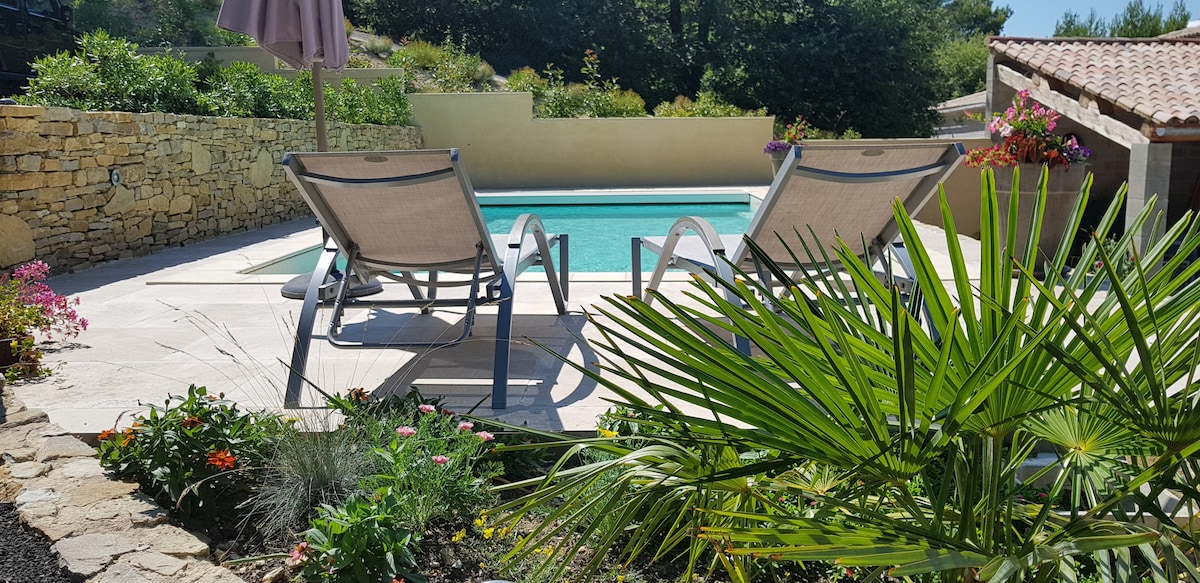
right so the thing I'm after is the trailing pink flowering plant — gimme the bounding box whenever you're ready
[966,89,1091,169]
[1,260,87,379]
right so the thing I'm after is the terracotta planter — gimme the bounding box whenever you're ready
[992,163,1089,275]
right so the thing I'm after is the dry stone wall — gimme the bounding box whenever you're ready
[0,105,421,271]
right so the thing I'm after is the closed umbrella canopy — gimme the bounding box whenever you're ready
[217,0,349,150]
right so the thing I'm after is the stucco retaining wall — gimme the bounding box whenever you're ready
[0,105,420,271]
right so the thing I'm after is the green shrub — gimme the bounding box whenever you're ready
[96,385,281,523]
[361,35,396,58]
[346,54,374,69]
[518,51,647,118]
[21,30,201,114]
[198,61,273,118]
[505,67,548,98]
[652,92,766,117]
[387,39,444,69]
[326,76,414,126]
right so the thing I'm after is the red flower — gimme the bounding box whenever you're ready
[206,449,237,470]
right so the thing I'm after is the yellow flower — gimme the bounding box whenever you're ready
[598,428,618,438]
[451,529,466,542]
[617,576,625,583]
[482,527,495,539]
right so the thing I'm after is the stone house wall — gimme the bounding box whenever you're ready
[0,105,421,271]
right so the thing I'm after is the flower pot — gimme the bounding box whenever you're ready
[769,150,788,175]
[992,163,1089,276]
[0,335,37,378]
[0,337,22,370]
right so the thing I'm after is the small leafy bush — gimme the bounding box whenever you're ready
[345,54,374,69]
[388,39,445,69]
[0,260,87,381]
[96,385,281,522]
[300,492,422,583]
[652,92,766,117]
[198,61,275,118]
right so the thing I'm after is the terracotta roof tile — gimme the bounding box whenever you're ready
[987,37,1200,126]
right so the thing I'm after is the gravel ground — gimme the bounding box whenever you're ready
[0,502,71,583]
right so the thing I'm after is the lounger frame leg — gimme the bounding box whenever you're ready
[285,240,340,408]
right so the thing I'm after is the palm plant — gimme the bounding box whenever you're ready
[489,166,1200,583]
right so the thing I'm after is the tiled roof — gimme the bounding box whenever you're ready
[988,37,1200,126]
[1160,25,1200,39]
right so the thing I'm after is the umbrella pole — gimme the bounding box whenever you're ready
[313,58,328,152]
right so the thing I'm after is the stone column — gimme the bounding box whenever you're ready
[1127,143,1172,252]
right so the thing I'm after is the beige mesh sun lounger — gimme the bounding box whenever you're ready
[282,149,568,409]
[632,142,964,351]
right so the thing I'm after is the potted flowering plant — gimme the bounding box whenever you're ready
[967,90,1093,273]
[966,89,1091,170]
[764,115,808,173]
[0,260,87,381]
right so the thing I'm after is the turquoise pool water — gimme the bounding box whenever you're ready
[244,202,756,274]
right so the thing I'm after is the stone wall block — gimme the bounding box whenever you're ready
[39,121,75,136]
[1,172,46,191]
[0,131,49,155]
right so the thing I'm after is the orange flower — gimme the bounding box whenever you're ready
[347,387,368,402]
[206,449,237,470]
[119,428,135,446]
[181,416,202,429]
[98,429,115,441]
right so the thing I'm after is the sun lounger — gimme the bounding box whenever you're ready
[632,142,964,350]
[281,148,568,409]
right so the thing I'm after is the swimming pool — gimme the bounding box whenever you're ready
[242,199,757,274]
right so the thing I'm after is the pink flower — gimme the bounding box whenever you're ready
[396,426,416,437]
[418,404,436,413]
[458,421,474,431]
[431,455,449,465]
[475,431,494,441]
[286,542,309,567]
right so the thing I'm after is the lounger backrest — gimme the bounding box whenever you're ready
[736,143,964,267]
[284,149,500,273]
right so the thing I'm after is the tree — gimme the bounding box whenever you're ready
[1054,9,1109,36]
[1055,0,1193,38]
[934,34,990,98]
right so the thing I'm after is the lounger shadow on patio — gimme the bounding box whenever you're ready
[281,148,569,409]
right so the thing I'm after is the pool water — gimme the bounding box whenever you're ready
[244,202,756,274]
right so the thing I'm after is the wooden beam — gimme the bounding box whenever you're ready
[995,64,1149,148]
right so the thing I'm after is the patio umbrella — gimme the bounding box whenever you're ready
[217,0,349,151]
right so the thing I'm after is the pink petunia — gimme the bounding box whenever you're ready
[396,426,416,437]
[431,455,449,465]
[475,431,495,441]
[418,404,436,413]
[458,421,474,431]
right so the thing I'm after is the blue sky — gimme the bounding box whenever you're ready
[999,0,1200,37]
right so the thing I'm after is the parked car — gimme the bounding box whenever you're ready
[0,0,75,95]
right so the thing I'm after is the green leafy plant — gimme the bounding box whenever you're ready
[297,491,423,583]
[96,385,281,523]
[491,167,1200,583]
[509,50,647,118]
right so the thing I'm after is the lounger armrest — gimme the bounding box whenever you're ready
[506,213,550,248]
[665,215,727,256]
